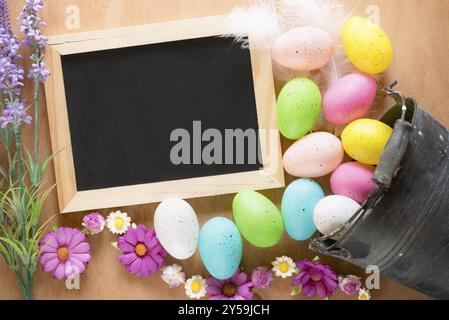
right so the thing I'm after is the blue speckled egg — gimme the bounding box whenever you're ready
[281,179,325,240]
[198,217,242,280]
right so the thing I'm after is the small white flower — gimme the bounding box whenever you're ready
[161,264,186,288]
[272,256,297,278]
[358,287,371,300]
[106,211,131,235]
[185,275,207,299]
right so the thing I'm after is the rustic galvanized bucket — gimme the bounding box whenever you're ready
[310,82,449,299]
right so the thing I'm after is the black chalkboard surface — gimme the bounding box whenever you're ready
[62,36,262,191]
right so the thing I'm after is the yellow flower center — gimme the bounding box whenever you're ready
[57,247,70,261]
[134,243,148,257]
[360,293,368,300]
[279,261,290,273]
[114,217,124,229]
[191,280,202,293]
[222,283,236,297]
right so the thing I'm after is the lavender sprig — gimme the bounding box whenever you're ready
[19,0,49,163]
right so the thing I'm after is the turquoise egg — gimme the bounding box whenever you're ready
[198,217,242,280]
[281,179,325,240]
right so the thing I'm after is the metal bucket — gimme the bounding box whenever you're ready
[310,82,449,299]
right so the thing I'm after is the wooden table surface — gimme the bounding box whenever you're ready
[1,0,448,300]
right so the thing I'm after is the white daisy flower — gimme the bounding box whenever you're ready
[161,264,186,288]
[358,287,371,300]
[106,211,131,235]
[185,275,207,299]
[272,256,297,278]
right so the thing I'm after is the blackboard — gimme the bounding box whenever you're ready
[62,36,262,191]
[45,16,283,212]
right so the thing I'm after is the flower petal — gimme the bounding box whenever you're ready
[118,240,134,253]
[129,257,143,276]
[136,226,146,242]
[120,252,137,265]
[316,281,327,298]
[69,257,86,275]
[69,231,86,247]
[143,256,158,273]
[71,253,91,263]
[53,261,66,280]
[124,228,138,245]
[39,252,57,265]
[43,258,60,272]
[70,242,90,254]
[302,282,316,298]
[232,271,248,286]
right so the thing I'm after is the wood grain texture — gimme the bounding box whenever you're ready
[1,0,448,300]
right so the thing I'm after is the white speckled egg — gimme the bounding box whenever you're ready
[313,195,361,240]
[272,26,334,71]
[154,198,199,260]
[283,132,344,178]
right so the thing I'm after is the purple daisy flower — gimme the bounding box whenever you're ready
[251,266,273,288]
[118,225,167,277]
[207,271,254,300]
[292,259,338,298]
[39,227,91,280]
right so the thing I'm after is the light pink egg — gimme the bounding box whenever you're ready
[272,26,334,71]
[283,132,344,178]
[330,162,377,204]
[323,73,377,125]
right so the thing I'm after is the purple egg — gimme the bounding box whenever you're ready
[323,73,377,125]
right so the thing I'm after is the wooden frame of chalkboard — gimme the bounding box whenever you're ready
[44,15,284,213]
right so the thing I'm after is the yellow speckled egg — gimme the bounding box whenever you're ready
[342,119,393,165]
[342,16,393,74]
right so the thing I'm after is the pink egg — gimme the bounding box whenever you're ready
[330,162,377,204]
[283,132,344,178]
[323,73,377,125]
[272,26,334,71]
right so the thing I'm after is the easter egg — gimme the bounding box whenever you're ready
[272,26,334,71]
[323,73,377,125]
[342,16,393,74]
[232,190,283,248]
[154,198,199,260]
[330,162,377,204]
[283,132,344,178]
[198,217,242,280]
[313,195,361,240]
[281,179,325,241]
[277,78,322,140]
[342,119,393,165]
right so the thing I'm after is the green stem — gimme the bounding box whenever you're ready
[14,124,24,187]
[33,79,39,164]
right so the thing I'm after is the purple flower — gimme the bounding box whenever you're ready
[0,100,32,128]
[292,259,338,299]
[82,212,105,234]
[0,0,11,31]
[251,266,273,288]
[19,0,48,49]
[0,27,24,95]
[19,0,50,83]
[207,271,254,300]
[39,227,91,280]
[339,275,362,295]
[117,225,167,277]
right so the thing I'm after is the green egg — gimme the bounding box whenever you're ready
[232,190,284,248]
[277,78,322,140]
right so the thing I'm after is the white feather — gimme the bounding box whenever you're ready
[225,2,282,49]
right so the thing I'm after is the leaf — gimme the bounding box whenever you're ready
[291,286,302,296]
[0,237,25,258]
[111,242,119,250]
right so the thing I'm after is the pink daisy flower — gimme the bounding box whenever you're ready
[118,225,167,277]
[292,259,338,298]
[207,271,254,300]
[39,227,91,280]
